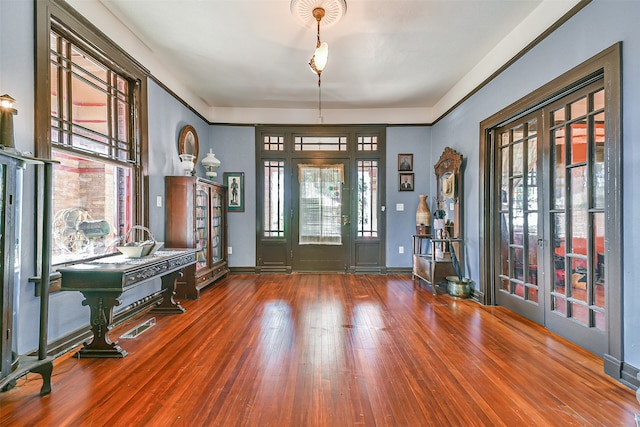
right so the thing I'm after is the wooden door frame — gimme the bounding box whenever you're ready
[479,43,622,377]
[255,125,387,274]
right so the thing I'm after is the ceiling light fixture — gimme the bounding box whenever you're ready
[308,8,328,78]
[291,0,347,123]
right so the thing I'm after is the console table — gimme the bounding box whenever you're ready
[59,249,196,358]
[412,234,462,295]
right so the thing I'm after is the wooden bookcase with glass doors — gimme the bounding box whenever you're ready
[165,176,229,299]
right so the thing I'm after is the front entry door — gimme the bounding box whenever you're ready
[292,159,350,271]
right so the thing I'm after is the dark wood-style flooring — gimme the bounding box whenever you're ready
[1,274,638,426]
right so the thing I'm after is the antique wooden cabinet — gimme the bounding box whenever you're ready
[165,176,229,299]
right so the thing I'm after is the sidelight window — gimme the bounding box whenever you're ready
[263,160,285,237]
[357,160,378,237]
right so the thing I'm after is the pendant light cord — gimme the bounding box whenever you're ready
[318,75,322,120]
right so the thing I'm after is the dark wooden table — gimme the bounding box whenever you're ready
[59,249,196,358]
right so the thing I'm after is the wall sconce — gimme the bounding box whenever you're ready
[179,153,196,176]
[201,149,221,181]
[0,94,17,151]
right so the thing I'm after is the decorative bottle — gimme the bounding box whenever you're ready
[415,195,431,234]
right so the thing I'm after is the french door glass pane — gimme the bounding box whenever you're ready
[550,85,606,329]
[299,165,342,245]
[497,117,539,303]
[553,128,566,209]
[593,112,606,209]
[513,142,523,175]
[570,121,588,164]
[569,96,588,119]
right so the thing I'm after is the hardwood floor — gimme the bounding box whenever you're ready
[1,274,638,426]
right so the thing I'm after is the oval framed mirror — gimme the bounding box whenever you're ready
[178,125,199,160]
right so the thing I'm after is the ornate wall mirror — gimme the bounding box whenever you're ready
[434,147,463,239]
[178,125,199,160]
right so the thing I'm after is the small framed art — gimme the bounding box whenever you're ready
[223,172,244,212]
[398,154,413,171]
[399,173,414,191]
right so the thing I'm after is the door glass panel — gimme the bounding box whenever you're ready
[553,294,567,315]
[553,212,566,294]
[357,160,378,237]
[512,246,523,282]
[527,212,538,286]
[570,121,588,164]
[570,96,588,119]
[526,137,538,211]
[593,212,605,306]
[501,278,510,293]
[500,213,510,277]
[570,166,588,257]
[594,311,606,331]
[549,85,606,330]
[264,160,285,237]
[552,106,565,125]
[501,147,510,205]
[298,164,343,245]
[512,142,523,175]
[501,132,510,147]
[513,124,524,142]
[497,119,540,305]
[572,303,589,326]
[553,128,566,209]
[593,112,605,210]
[593,90,605,111]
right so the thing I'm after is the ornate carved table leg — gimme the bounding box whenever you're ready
[151,270,186,314]
[78,292,127,358]
[32,359,54,395]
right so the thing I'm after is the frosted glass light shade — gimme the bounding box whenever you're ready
[311,42,328,73]
[201,149,221,179]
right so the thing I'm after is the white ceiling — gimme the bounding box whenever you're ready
[68,0,582,124]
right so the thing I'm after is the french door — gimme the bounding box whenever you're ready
[494,80,607,355]
[291,159,350,271]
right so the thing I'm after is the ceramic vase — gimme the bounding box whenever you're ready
[416,195,431,234]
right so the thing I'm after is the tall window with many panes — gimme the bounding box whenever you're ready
[37,5,146,266]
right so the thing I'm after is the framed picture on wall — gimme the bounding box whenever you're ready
[223,172,244,212]
[398,153,413,171]
[399,173,414,191]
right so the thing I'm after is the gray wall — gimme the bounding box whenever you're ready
[431,0,640,367]
[385,127,433,268]
[147,80,212,241]
[207,125,256,268]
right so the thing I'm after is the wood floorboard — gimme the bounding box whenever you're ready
[1,273,638,426]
